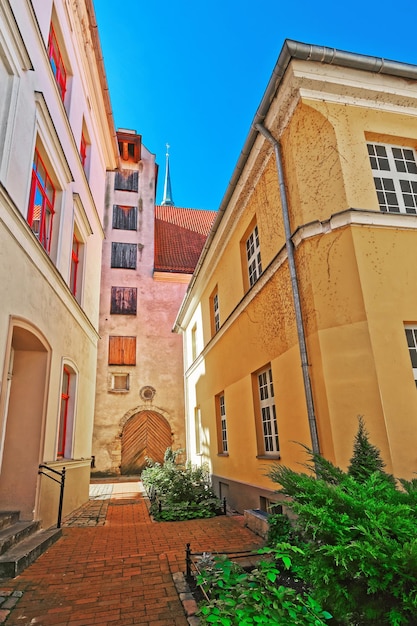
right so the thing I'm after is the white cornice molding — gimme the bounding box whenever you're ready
[0,184,100,343]
[1,0,33,72]
[184,207,417,366]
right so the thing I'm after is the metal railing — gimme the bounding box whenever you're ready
[185,542,262,579]
[38,465,66,528]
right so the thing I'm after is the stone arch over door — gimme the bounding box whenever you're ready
[120,410,172,474]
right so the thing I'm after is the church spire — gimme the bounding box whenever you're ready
[161,143,174,206]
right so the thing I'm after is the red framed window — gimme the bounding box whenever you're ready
[58,367,71,457]
[27,149,55,253]
[80,131,87,167]
[70,233,79,296]
[48,24,67,101]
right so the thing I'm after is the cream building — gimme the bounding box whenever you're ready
[92,139,215,475]
[0,0,117,530]
[174,40,417,513]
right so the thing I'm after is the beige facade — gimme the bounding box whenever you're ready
[174,41,417,513]
[92,133,215,475]
[0,0,117,528]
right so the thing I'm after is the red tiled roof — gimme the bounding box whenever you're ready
[154,206,216,274]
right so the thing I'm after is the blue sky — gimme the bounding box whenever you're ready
[94,0,417,212]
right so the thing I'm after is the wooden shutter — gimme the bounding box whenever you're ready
[110,287,137,314]
[108,336,136,365]
[111,243,137,269]
[114,170,138,192]
[112,205,137,230]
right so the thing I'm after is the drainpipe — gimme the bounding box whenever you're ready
[255,123,320,455]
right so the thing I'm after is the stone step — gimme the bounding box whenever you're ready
[0,512,20,532]
[0,520,40,556]
[0,526,62,578]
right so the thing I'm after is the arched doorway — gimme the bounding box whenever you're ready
[0,322,50,520]
[120,410,172,474]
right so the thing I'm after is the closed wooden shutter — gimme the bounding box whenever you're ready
[108,336,136,365]
[112,205,137,230]
[110,287,137,315]
[111,242,137,269]
[114,170,138,192]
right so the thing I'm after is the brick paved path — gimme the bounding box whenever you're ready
[0,482,264,626]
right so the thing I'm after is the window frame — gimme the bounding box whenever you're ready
[70,232,80,297]
[254,366,279,456]
[194,406,202,455]
[27,148,56,254]
[57,364,76,459]
[245,224,262,288]
[367,142,417,215]
[210,287,220,335]
[216,392,228,454]
[405,325,417,387]
[48,23,67,102]
[110,372,130,392]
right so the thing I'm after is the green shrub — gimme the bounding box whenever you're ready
[267,513,295,546]
[267,419,417,625]
[141,448,221,521]
[196,547,332,625]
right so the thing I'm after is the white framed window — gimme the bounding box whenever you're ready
[367,143,417,214]
[257,366,279,454]
[194,407,202,455]
[246,224,262,287]
[191,324,197,361]
[216,393,228,454]
[210,287,220,335]
[213,292,220,332]
[405,326,417,387]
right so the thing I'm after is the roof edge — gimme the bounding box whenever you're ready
[173,39,417,331]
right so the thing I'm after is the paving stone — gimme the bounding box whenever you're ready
[0,482,264,625]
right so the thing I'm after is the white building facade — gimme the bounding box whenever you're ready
[0,0,117,528]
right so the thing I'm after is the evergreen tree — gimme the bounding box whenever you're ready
[347,415,387,482]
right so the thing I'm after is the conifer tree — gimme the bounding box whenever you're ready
[347,415,386,482]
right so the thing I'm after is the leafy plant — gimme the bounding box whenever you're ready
[196,547,332,625]
[141,448,221,521]
[267,419,417,625]
[267,513,296,546]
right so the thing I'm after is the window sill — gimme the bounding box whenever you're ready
[256,454,281,461]
[217,453,229,457]
[108,389,130,393]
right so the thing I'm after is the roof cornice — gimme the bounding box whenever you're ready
[173,39,417,332]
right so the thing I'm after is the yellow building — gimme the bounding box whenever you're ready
[0,0,117,533]
[174,40,417,513]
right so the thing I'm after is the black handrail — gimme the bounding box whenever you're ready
[185,542,262,578]
[38,464,66,528]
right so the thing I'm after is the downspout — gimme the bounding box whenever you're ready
[255,123,320,455]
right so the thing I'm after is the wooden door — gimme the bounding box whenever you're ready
[121,411,172,474]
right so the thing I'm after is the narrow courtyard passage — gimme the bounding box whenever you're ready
[0,480,264,625]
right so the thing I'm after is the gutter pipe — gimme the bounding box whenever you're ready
[255,123,320,455]
[173,39,417,334]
